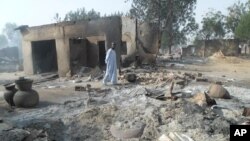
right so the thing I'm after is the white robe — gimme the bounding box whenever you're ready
[103,48,117,84]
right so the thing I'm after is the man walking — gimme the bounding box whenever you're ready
[103,42,117,85]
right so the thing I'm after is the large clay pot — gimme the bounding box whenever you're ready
[3,83,17,106]
[13,77,39,108]
[13,89,39,108]
[208,84,230,99]
[15,78,33,91]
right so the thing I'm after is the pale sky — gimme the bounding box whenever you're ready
[0,0,248,31]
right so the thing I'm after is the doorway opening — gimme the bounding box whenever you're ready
[98,41,106,67]
[69,38,88,74]
[31,40,58,74]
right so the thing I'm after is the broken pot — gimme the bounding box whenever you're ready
[3,83,17,107]
[207,84,230,99]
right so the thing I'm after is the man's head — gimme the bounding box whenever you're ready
[111,42,116,49]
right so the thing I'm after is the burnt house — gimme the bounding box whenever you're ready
[20,16,160,77]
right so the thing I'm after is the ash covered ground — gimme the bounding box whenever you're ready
[1,56,250,141]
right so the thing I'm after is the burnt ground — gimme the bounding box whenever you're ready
[0,56,250,141]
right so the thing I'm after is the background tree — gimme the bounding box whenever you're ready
[198,10,226,40]
[127,0,198,54]
[103,11,126,17]
[225,1,249,38]
[53,13,62,23]
[63,8,100,21]
[2,23,21,47]
[235,12,250,40]
[0,34,8,48]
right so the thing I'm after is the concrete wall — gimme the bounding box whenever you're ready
[21,16,121,76]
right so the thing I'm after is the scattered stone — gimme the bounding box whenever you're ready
[207,84,231,99]
[193,92,216,108]
[0,128,30,141]
[215,81,223,85]
[241,121,250,125]
[66,70,71,78]
[175,79,186,86]
[110,124,145,139]
[196,77,208,82]
[184,72,195,79]
[75,86,86,91]
[125,73,137,83]
[198,72,202,77]
[158,134,173,141]
[159,132,194,141]
[0,118,3,123]
[72,79,82,83]
[242,108,250,117]
[0,123,13,132]
[23,129,45,141]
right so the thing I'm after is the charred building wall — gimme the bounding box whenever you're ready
[121,17,160,67]
[20,16,160,76]
[21,16,122,77]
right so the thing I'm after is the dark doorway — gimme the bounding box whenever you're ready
[31,40,58,74]
[98,41,106,66]
[69,38,87,74]
[121,41,128,55]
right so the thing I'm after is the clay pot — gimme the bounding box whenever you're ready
[15,78,33,91]
[3,83,17,106]
[208,84,230,99]
[13,89,39,108]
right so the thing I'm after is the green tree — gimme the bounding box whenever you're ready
[235,12,250,40]
[198,10,226,40]
[63,8,100,21]
[127,0,198,54]
[225,1,249,37]
[0,34,8,48]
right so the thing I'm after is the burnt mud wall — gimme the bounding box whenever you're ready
[121,17,160,66]
[203,39,239,56]
[137,23,160,64]
[188,39,240,57]
[21,16,121,76]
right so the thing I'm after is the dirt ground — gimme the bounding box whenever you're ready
[0,56,250,141]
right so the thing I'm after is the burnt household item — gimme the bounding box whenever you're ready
[13,77,39,108]
[15,78,33,91]
[242,107,250,117]
[3,83,17,106]
[14,90,39,108]
[207,84,230,99]
[125,73,137,82]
